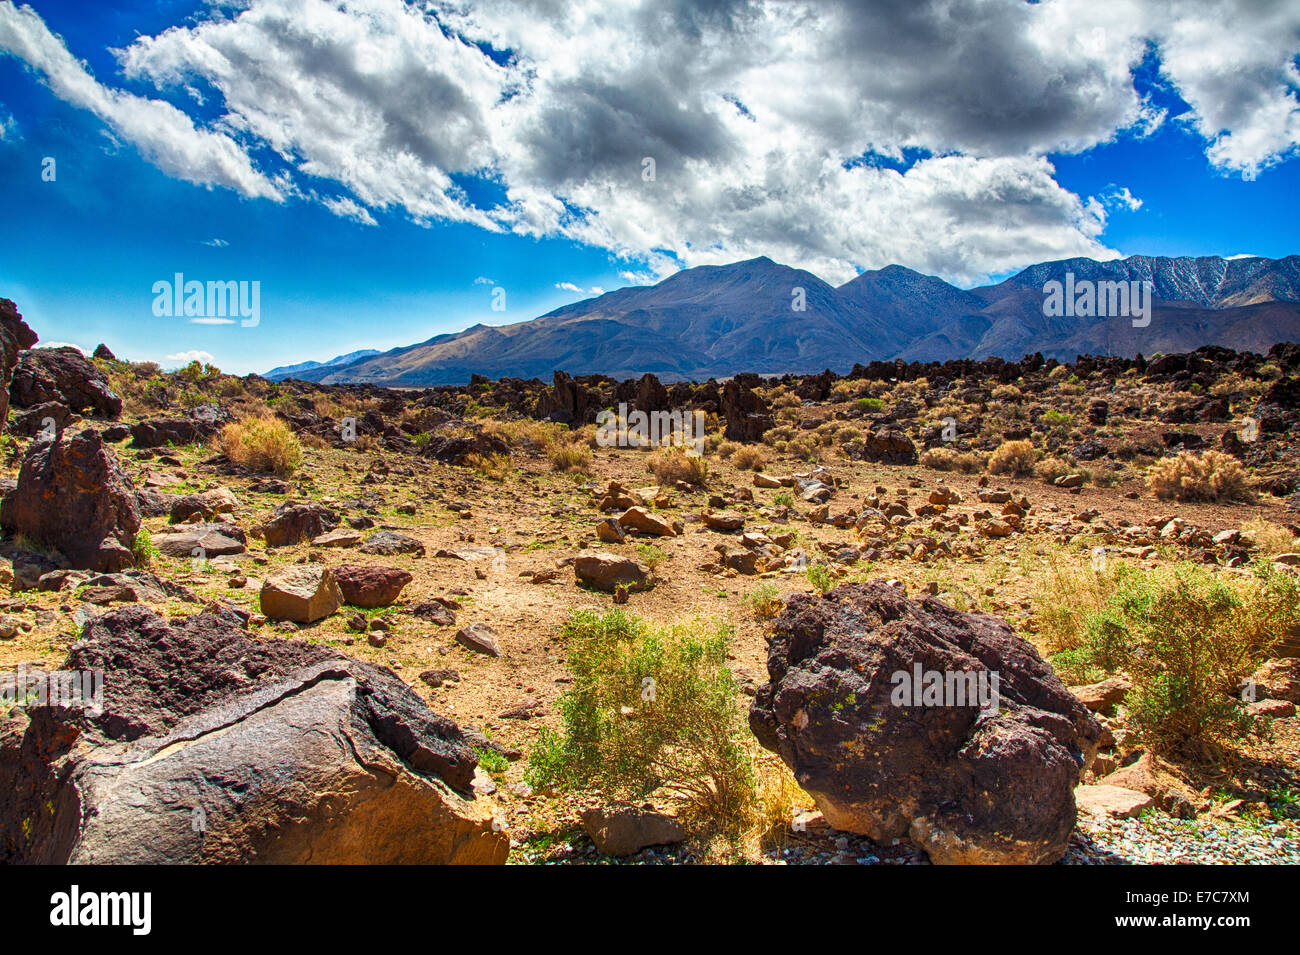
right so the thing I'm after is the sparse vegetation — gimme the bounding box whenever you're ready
[987,439,1040,476]
[1146,450,1254,502]
[215,415,303,476]
[647,446,708,485]
[527,608,759,835]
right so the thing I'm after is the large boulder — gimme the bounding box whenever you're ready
[0,606,507,864]
[333,564,413,608]
[750,582,1102,865]
[0,298,38,432]
[536,370,600,425]
[10,346,121,418]
[260,565,342,623]
[0,429,141,571]
[130,405,232,449]
[153,523,247,559]
[422,423,509,465]
[852,427,918,465]
[720,379,774,443]
[256,501,339,547]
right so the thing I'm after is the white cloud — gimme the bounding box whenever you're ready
[554,281,582,292]
[1101,185,1144,212]
[165,349,216,364]
[588,286,604,295]
[2,0,1297,283]
[322,195,378,226]
[473,275,495,286]
[202,237,229,247]
[35,341,86,353]
[0,1,281,199]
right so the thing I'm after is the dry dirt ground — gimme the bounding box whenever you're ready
[2,391,1298,863]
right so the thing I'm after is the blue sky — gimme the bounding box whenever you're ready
[1,0,1298,374]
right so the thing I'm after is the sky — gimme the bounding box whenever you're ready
[0,0,1298,375]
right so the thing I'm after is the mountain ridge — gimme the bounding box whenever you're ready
[279,254,1300,385]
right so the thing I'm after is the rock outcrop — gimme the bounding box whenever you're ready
[10,346,122,418]
[0,298,38,432]
[750,582,1102,865]
[0,429,141,571]
[0,606,507,864]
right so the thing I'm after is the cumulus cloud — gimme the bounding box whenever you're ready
[202,237,229,247]
[2,0,1297,283]
[0,1,281,199]
[165,349,216,365]
[554,281,582,292]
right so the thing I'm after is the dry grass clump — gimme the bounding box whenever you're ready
[1242,518,1296,557]
[215,415,302,476]
[648,446,709,485]
[466,451,511,481]
[1145,450,1253,502]
[731,445,767,471]
[987,439,1040,476]
[919,447,985,473]
[1034,456,1073,484]
[483,417,568,451]
[549,442,593,474]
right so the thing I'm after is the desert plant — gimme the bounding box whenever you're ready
[1036,559,1297,756]
[744,583,785,620]
[1145,450,1253,502]
[527,608,757,831]
[549,442,593,474]
[1034,456,1073,485]
[466,451,511,481]
[647,446,708,486]
[805,563,835,593]
[730,445,767,471]
[215,415,303,476]
[987,439,1040,476]
[919,447,985,473]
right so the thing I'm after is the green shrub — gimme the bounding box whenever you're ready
[527,608,756,828]
[805,563,834,593]
[1038,561,1296,756]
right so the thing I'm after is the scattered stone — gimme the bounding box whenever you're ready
[259,565,342,623]
[455,623,502,657]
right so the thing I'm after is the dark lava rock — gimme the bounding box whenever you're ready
[10,346,121,418]
[0,429,141,572]
[749,581,1102,865]
[0,605,506,864]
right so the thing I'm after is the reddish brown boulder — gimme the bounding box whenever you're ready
[334,564,414,608]
[750,581,1102,865]
[10,346,121,418]
[0,298,38,433]
[0,429,141,571]
[0,606,505,864]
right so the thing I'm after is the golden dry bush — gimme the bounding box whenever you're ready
[919,447,985,473]
[549,442,593,474]
[1145,450,1253,502]
[987,439,1040,476]
[215,415,303,476]
[1242,518,1296,557]
[731,445,767,471]
[647,446,708,485]
[1034,456,1073,484]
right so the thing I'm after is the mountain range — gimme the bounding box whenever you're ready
[275,254,1300,385]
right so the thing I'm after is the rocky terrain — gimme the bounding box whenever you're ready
[1,294,1298,865]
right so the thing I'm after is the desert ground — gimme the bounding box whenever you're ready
[2,306,1298,864]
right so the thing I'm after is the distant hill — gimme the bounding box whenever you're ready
[265,349,381,381]
[279,254,1300,385]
